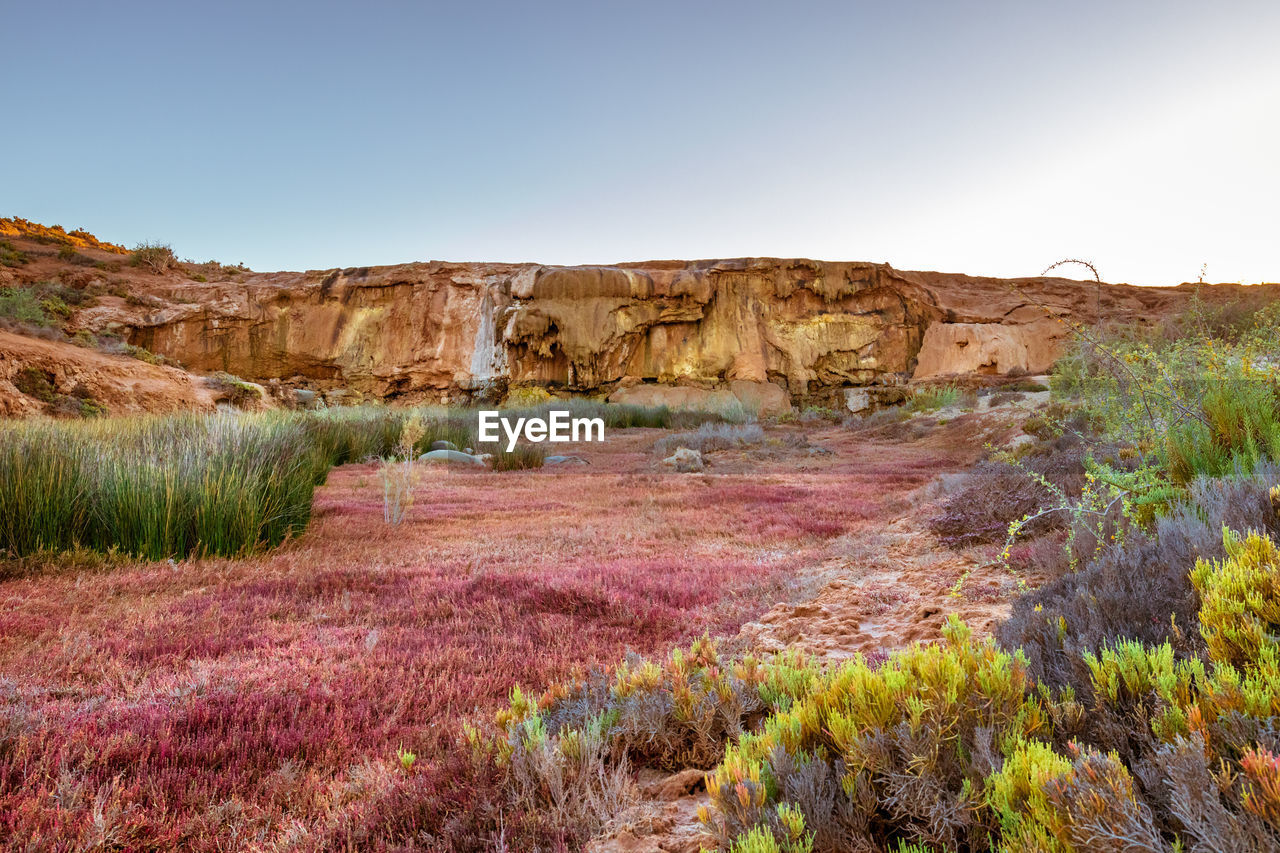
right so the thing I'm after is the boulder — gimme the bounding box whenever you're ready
[843,387,871,413]
[729,379,791,417]
[662,447,704,473]
[912,321,1066,379]
[418,449,486,467]
[430,439,458,451]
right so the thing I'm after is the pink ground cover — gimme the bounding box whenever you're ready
[0,427,959,850]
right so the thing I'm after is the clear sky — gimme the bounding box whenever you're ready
[3,1,1277,285]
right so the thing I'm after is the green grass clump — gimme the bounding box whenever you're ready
[0,413,320,560]
[905,384,967,413]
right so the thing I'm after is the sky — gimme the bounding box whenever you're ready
[3,1,1278,285]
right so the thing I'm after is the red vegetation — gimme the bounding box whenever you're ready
[0,427,962,850]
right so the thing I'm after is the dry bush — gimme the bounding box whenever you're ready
[653,423,766,456]
[930,430,1091,548]
[129,241,178,274]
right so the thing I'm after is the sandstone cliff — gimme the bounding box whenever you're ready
[0,221,1261,417]
[70,259,1201,405]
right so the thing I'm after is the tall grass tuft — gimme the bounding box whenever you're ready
[0,413,320,560]
[905,384,968,413]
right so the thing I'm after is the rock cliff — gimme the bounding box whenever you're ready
[71,258,1200,407]
[1,220,1259,416]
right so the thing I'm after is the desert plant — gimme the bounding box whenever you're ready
[704,618,1046,851]
[380,414,425,524]
[129,241,178,274]
[207,371,263,409]
[0,239,27,267]
[653,422,767,456]
[0,286,52,327]
[1000,461,1280,690]
[930,430,1090,548]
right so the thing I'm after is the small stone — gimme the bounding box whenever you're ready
[662,447,704,473]
[544,455,589,466]
[430,439,458,452]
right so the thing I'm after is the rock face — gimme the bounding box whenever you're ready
[0,331,215,418]
[65,256,1230,406]
[913,320,1064,379]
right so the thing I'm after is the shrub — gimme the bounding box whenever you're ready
[987,741,1162,853]
[13,367,55,402]
[1000,462,1280,690]
[121,343,170,365]
[653,422,767,456]
[129,241,178,274]
[931,431,1090,548]
[1052,304,1280,489]
[496,636,795,773]
[207,371,263,408]
[1166,375,1280,485]
[1192,528,1280,671]
[55,245,96,266]
[798,406,839,424]
[0,239,27,267]
[704,618,1045,851]
[987,391,1024,407]
[0,286,52,327]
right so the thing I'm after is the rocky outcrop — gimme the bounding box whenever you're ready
[913,320,1065,379]
[0,331,215,418]
[63,256,1218,408]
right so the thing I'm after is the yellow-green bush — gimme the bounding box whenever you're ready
[1191,528,1280,672]
[704,618,1047,850]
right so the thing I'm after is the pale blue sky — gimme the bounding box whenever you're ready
[3,1,1278,284]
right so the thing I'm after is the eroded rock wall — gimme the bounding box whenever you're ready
[71,257,1208,405]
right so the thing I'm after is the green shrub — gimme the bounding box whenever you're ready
[491,515,1280,851]
[13,368,55,402]
[0,240,27,267]
[0,286,51,326]
[207,371,263,409]
[706,618,1045,850]
[1191,528,1280,672]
